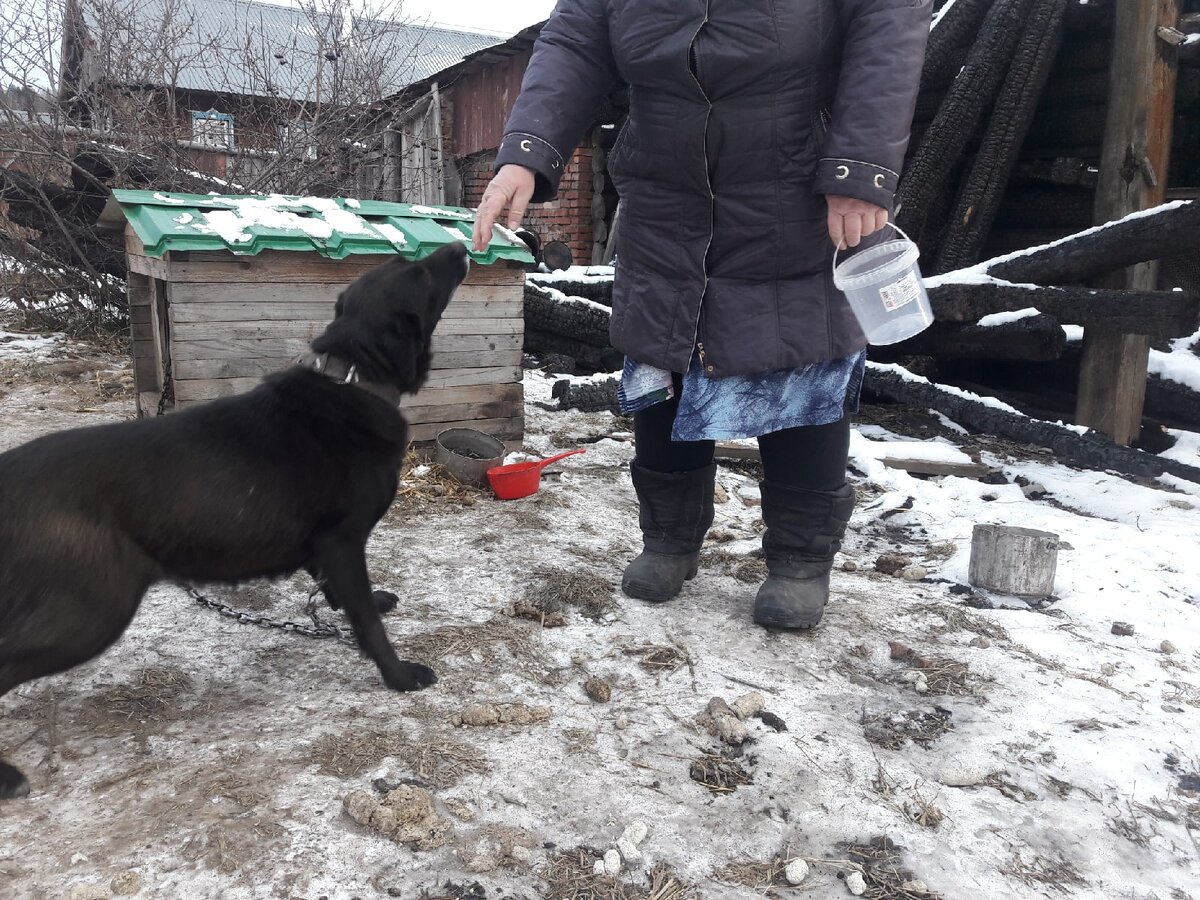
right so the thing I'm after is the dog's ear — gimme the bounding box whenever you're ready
[333,295,345,319]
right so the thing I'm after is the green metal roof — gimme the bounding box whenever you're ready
[103,189,534,265]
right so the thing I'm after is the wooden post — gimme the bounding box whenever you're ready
[1075,0,1181,445]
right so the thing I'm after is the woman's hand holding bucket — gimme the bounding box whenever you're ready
[826,194,889,249]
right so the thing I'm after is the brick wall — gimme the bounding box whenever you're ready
[459,146,594,266]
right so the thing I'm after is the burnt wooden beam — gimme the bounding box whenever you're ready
[897,0,1038,245]
[523,282,611,348]
[926,281,1200,337]
[1076,0,1182,446]
[875,314,1067,362]
[935,0,1071,272]
[862,365,1200,486]
[986,200,1200,286]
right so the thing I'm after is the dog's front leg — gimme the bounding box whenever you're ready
[311,536,437,691]
[305,564,398,614]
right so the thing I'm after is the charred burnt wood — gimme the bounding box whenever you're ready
[524,282,612,347]
[1010,158,1100,189]
[1063,0,1113,32]
[1023,103,1109,154]
[862,365,1200,485]
[986,200,1200,286]
[527,277,613,306]
[981,228,1077,260]
[874,314,1067,362]
[993,188,1095,230]
[920,0,997,91]
[551,376,621,414]
[928,281,1200,336]
[897,0,1039,243]
[525,329,622,374]
[935,0,1071,273]
[1037,71,1112,110]
[1145,374,1200,432]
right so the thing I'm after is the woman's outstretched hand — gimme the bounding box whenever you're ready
[826,195,889,249]
[472,165,537,251]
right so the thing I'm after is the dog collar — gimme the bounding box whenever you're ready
[296,352,403,408]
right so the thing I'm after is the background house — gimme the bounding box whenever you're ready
[381,22,626,267]
[57,0,500,194]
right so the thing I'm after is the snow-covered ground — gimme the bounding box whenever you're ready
[0,325,1197,900]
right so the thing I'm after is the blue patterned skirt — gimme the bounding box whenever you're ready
[618,350,866,442]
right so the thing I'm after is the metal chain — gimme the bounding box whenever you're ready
[156,360,174,417]
[184,584,358,647]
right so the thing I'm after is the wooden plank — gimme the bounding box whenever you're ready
[167,318,520,342]
[173,348,524,380]
[175,365,524,400]
[434,319,522,336]
[400,397,523,426]
[163,282,520,320]
[171,321,326,342]
[168,297,520,321]
[173,377,260,401]
[170,337,311,362]
[404,382,523,409]
[408,415,524,444]
[148,278,169,409]
[1075,0,1180,445]
[127,273,156,395]
[429,350,523,369]
[160,250,526,285]
[423,366,523,390]
[169,334,521,362]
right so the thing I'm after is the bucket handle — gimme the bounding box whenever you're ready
[831,220,914,277]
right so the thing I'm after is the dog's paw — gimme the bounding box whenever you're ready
[382,661,438,692]
[372,590,400,614]
[0,762,30,800]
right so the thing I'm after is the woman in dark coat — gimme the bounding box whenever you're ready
[473,0,933,629]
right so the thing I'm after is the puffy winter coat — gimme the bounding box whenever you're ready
[496,0,933,376]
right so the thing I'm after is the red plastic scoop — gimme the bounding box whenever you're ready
[486,449,586,500]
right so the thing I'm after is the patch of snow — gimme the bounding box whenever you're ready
[1062,324,1084,342]
[0,329,64,359]
[528,282,612,315]
[441,225,470,243]
[1148,326,1200,392]
[529,266,615,284]
[410,204,472,220]
[151,192,187,205]
[930,0,960,31]
[344,198,361,209]
[975,307,1040,327]
[174,213,193,225]
[372,223,408,247]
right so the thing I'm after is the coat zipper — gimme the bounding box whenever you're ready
[688,0,715,375]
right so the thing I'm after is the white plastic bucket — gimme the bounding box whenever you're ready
[832,222,934,345]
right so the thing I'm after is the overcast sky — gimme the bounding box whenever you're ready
[399,0,556,36]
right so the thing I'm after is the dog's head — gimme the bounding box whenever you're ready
[311,242,470,393]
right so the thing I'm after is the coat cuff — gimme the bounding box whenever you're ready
[496,131,565,203]
[814,157,898,207]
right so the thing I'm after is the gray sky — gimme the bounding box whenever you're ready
[399,0,555,36]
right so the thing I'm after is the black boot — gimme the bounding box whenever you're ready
[753,482,856,629]
[622,461,716,602]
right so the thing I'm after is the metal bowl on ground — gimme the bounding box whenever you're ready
[435,428,506,487]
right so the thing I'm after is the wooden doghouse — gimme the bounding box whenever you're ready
[99,190,532,446]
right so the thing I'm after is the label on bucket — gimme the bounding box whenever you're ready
[879,272,921,312]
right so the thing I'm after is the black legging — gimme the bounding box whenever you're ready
[633,377,851,492]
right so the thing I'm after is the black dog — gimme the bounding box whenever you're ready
[0,241,471,799]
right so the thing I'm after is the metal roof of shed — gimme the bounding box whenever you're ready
[76,0,500,101]
[102,189,534,264]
